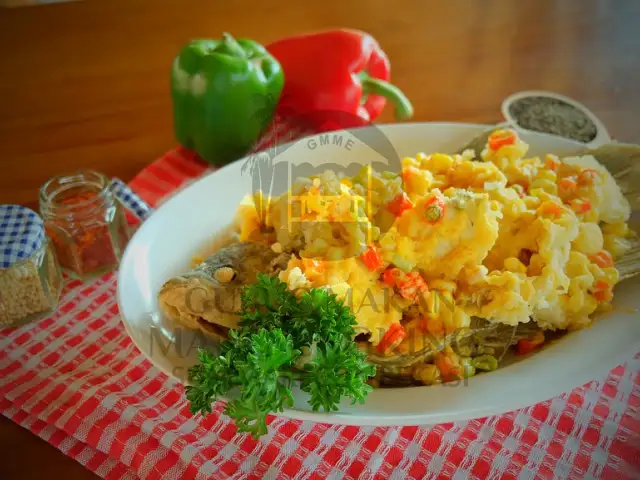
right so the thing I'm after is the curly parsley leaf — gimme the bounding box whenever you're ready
[225,329,300,438]
[301,335,376,412]
[240,274,292,316]
[289,288,358,347]
[186,273,376,438]
[185,347,237,416]
[238,274,297,333]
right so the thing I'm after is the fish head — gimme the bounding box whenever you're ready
[157,241,291,340]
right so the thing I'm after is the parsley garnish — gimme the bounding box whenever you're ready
[185,274,376,438]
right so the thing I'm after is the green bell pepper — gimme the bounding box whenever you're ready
[170,33,284,166]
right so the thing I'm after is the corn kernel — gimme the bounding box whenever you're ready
[583,209,598,224]
[572,223,604,255]
[415,152,429,163]
[528,254,546,276]
[603,267,620,285]
[438,291,455,311]
[427,291,440,316]
[530,179,558,196]
[429,279,457,293]
[430,153,454,171]
[326,247,346,261]
[454,308,471,328]
[568,289,584,313]
[584,295,599,314]
[603,222,630,237]
[530,188,558,202]
[604,236,632,257]
[523,196,541,210]
[412,363,441,385]
[499,144,528,161]
[504,257,527,274]
[538,169,558,182]
[402,156,419,170]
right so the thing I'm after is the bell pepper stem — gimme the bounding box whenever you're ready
[220,32,246,58]
[360,72,413,121]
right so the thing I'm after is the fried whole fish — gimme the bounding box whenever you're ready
[158,241,291,341]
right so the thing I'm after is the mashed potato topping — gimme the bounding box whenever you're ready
[235,129,634,348]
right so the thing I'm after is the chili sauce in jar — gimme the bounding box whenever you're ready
[39,171,131,282]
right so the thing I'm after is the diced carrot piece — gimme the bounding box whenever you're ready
[396,272,428,300]
[589,251,614,268]
[578,169,599,186]
[435,352,462,379]
[303,258,325,274]
[537,201,563,217]
[360,245,383,272]
[377,323,406,354]
[592,279,613,302]
[387,192,413,217]
[558,176,578,194]
[593,288,613,302]
[516,331,545,355]
[570,198,592,214]
[488,129,517,151]
[382,267,404,287]
[545,155,560,171]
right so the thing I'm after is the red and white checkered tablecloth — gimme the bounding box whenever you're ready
[1,120,639,480]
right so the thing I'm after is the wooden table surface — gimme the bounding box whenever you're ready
[1,0,639,477]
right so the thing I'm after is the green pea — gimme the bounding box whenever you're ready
[456,345,474,357]
[472,355,499,372]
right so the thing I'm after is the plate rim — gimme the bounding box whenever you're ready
[116,121,640,426]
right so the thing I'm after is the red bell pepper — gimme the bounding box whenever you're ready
[266,29,413,130]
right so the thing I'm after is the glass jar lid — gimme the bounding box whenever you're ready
[0,204,46,268]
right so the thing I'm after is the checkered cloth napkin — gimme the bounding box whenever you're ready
[1,119,639,480]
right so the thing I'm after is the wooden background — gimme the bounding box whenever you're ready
[0,0,639,477]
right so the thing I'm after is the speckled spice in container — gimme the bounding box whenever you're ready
[0,204,62,327]
[501,91,611,147]
[508,96,598,143]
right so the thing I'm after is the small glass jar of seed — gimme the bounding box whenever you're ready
[0,204,63,328]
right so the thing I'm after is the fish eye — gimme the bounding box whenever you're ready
[214,266,236,283]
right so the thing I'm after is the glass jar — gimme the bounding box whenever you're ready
[0,205,63,328]
[39,170,131,282]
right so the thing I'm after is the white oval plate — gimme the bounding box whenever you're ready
[117,122,640,427]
